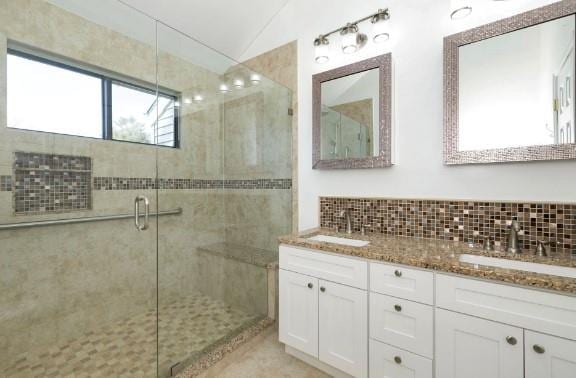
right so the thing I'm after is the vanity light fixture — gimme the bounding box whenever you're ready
[313,8,390,63]
[450,0,473,20]
[314,35,330,64]
[371,9,391,43]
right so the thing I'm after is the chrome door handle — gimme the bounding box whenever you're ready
[134,196,150,231]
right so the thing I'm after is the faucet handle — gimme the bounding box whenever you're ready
[535,240,558,257]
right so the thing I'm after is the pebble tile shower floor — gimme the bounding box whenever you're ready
[3,293,261,377]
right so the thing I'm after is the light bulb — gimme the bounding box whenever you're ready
[233,78,245,89]
[342,32,358,54]
[371,11,390,43]
[314,35,330,64]
[250,73,261,85]
[451,0,472,20]
[219,83,230,93]
[193,95,204,103]
[183,97,193,105]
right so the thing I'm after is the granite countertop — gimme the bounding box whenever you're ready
[279,228,576,295]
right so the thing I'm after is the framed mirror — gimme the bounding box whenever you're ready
[444,0,576,164]
[313,53,392,169]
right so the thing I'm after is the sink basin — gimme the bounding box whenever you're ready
[459,254,576,279]
[308,234,369,247]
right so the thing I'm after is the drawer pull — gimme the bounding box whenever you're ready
[533,345,545,354]
[394,270,402,277]
[307,283,313,289]
[506,336,517,346]
[394,356,402,364]
[320,286,326,293]
[394,304,402,312]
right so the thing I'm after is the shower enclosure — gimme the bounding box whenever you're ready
[0,1,292,377]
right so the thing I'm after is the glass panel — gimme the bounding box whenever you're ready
[7,53,103,138]
[0,1,159,376]
[156,23,293,376]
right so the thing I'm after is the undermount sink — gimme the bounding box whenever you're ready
[308,234,370,247]
[459,254,576,279]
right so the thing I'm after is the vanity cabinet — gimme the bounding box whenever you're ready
[279,246,368,377]
[279,244,576,378]
[435,309,524,378]
[525,331,576,378]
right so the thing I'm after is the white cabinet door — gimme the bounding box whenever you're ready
[525,330,576,378]
[435,309,523,378]
[279,269,319,358]
[319,280,368,377]
[369,339,432,378]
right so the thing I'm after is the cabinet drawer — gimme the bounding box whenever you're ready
[370,293,433,358]
[279,245,368,290]
[369,339,432,378]
[370,263,434,305]
[436,274,576,340]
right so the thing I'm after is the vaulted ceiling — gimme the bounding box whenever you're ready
[119,0,291,60]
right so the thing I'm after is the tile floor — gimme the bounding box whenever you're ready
[198,329,330,378]
[3,293,261,378]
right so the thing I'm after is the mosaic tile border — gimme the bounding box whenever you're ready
[93,177,292,190]
[444,0,576,164]
[0,175,12,192]
[320,197,576,252]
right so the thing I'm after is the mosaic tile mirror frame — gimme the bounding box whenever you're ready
[444,0,576,165]
[312,53,393,169]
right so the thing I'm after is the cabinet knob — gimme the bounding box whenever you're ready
[307,283,313,289]
[320,287,326,292]
[394,356,402,364]
[533,344,545,354]
[394,304,402,312]
[506,336,517,346]
[394,270,402,277]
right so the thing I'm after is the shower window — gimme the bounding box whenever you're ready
[7,48,180,147]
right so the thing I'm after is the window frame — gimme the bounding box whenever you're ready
[7,48,180,148]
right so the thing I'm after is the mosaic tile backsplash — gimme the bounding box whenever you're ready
[93,177,292,191]
[13,152,92,215]
[320,197,576,252]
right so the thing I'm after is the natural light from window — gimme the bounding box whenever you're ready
[7,54,103,138]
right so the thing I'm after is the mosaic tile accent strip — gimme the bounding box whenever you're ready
[0,175,12,192]
[13,152,92,215]
[320,197,576,252]
[2,293,260,378]
[93,177,292,190]
[444,0,576,164]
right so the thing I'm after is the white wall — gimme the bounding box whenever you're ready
[241,0,576,231]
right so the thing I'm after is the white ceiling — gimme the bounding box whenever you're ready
[119,0,291,60]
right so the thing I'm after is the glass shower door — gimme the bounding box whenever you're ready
[0,1,160,376]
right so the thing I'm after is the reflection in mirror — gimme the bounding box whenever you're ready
[459,15,575,151]
[320,68,379,159]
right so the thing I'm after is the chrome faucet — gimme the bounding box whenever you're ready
[339,209,353,234]
[507,220,522,254]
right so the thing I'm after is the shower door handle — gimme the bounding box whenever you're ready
[134,196,150,231]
